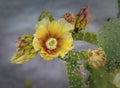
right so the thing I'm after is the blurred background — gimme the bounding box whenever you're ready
[0,0,118,88]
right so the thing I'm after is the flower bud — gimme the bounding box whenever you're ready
[38,10,54,22]
[87,48,106,69]
[75,6,91,30]
[11,34,37,64]
[16,39,27,48]
[16,34,33,49]
[62,12,75,25]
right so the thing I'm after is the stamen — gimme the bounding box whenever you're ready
[46,38,57,50]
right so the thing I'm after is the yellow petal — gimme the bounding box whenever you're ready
[57,18,74,30]
[33,37,41,51]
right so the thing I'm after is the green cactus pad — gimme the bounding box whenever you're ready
[66,62,86,88]
[98,19,120,72]
[61,51,88,68]
[88,67,117,88]
[72,30,98,45]
[61,51,88,88]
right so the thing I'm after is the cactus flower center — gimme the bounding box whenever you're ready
[46,38,57,50]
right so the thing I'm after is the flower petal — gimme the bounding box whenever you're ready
[58,18,74,30]
[33,37,41,51]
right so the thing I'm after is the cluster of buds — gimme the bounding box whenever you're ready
[11,34,37,64]
[62,6,91,32]
[75,6,91,31]
[87,48,106,69]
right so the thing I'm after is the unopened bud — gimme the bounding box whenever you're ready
[38,10,54,22]
[75,6,91,30]
[15,34,33,49]
[16,38,27,48]
[62,12,75,25]
[87,48,106,69]
[11,34,37,64]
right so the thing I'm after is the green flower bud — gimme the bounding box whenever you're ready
[38,10,54,22]
[75,6,91,31]
[11,34,37,64]
[16,34,33,49]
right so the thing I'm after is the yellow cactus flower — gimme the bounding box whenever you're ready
[33,18,74,60]
[87,48,106,69]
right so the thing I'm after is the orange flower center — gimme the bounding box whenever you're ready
[46,38,58,50]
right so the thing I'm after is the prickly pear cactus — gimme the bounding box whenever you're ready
[88,67,117,88]
[66,63,86,88]
[10,5,120,88]
[98,19,120,72]
[61,51,88,88]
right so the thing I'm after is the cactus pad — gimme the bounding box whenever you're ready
[98,19,120,72]
[72,30,98,45]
